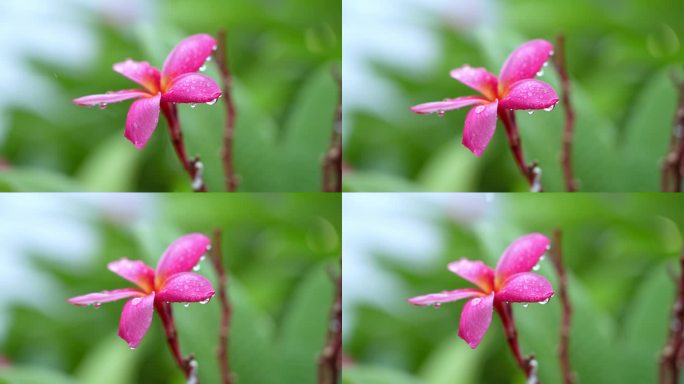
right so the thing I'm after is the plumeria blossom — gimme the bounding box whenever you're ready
[410,39,559,156]
[408,233,553,349]
[73,34,222,149]
[68,233,215,349]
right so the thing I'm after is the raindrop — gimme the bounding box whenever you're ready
[549,50,555,56]
[543,61,549,67]
[193,264,201,271]
[200,256,206,262]
[544,105,555,112]
[433,303,442,308]
[437,110,445,117]
[199,64,207,72]
[533,263,541,271]
[540,255,545,261]
[539,298,550,305]
[184,303,191,308]
[190,103,197,109]
[475,105,485,114]
[536,69,544,77]
[99,103,108,110]
[200,298,211,305]
[94,302,102,308]
[523,303,529,308]
[132,297,142,306]
[129,346,136,350]
[528,111,535,115]
[206,98,218,106]
[206,56,212,62]
[472,298,482,306]
[212,45,218,51]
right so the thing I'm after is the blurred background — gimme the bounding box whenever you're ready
[343,193,684,383]
[0,0,341,191]
[0,193,341,383]
[342,0,684,191]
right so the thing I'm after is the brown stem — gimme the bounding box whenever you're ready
[322,70,342,192]
[318,263,342,384]
[550,229,575,384]
[553,35,578,192]
[494,300,539,383]
[215,30,239,192]
[662,71,684,192]
[154,301,199,382]
[660,248,684,384]
[497,108,543,191]
[208,229,234,384]
[159,101,207,192]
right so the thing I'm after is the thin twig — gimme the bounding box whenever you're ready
[160,102,207,192]
[553,35,578,192]
[494,300,539,383]
[662,70,684,192]
[215,30,239,192]
[318,262,342,384]
[154,301,199,382]
[660,247,684,384]
[209,229,234,384]
[497,109,544,191]
[322,69,342,192]
[550,229,575,384]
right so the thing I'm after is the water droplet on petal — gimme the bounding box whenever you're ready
[539,298,550,305]
[190,103,197,109]
[472,298,482,306]
[533,263,541,271]
[523,303,529,308]
[543,61,549,67]
[536,69,544,77]
[94,302,102,308]
[200,256,206,262]
[205,98,218,106]
[528,111,535,115]
[129,346,136,350]
[200,298,210,305]
[544,105,555,112]
[132,297,142,306]
[193,264,201,271]
[184,303,191,308]
[549,50,555,56]
[99,103,108,110]
[199,64,207,72]
[433,303,441,308]
[206,56,212,62]
[437,110,445,117]
[475,105,485,114]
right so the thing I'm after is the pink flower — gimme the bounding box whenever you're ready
[68,233,215,349]
[410,40,559,156]
[408,233,553,349]
[73,34,222,149]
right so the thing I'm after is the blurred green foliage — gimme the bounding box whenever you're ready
[0,0,340,192]
[343,194,684,383]
[0,193,341,383]
[343,0,684,191]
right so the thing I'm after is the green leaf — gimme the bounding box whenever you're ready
[76,134,142,192]
[417,142,480,191]
[419,338,481,384]
[276,263,336,383]
[0,367,77,384]
[0,168,81,192]
[75,335,139,384]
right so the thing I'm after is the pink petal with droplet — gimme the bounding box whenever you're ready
[113,60,161,93]
[498,39,554,92]
[156,272,215,303]
[462,100,498,157]
[495,233,550,285]
[447,258,495,291]
[450,66,498,100]
[67,288,144,306]
[410,96,486,115]
[496,272,554,303]
[73,90,148,106]
[155,233,211,283]
[407,288,482,306]
[161,73,222,104]
[107,258,155,292]
[499,79,559,110]
[124,93,161,150]
[161,34,217,81]
[458,293,494,349]
[118,292,155,349]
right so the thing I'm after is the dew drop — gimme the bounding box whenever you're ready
[184,303,191,308]
[200,256,206,262]
[199,64,207,72]
[539,298,550,305]
[549,50,555,56]
[193,264,201,271]
[99,103,108,110]
[206,56,212,62]
[543,61,549,67]
[129,346,136,350]
[132,297,142,306]
[544,105,555,112]
[523,303,529,308]
[212,45,218,51]
[472,298,482,306]
[200,298,211,305]
[475,105,485,114]
[540,255,545,261]
[528,111,535,115]
[433,303,441,308]
[205,98,218,106]
[533,263,541,271]
[437,110,445,117]
[536,69,544,77]
[190,103,197,109]
[94,302,102,308]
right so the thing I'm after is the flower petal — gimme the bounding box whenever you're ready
[161,34,217,81]
[447,259,495,292]
[161,73,222,104]
[118,292,155,349]
[67,288,144,306]
[499,79,559,110]
[495,273,554,303]
[73,90,148,107]
[458,293,494,349]
[462,99,498,157]
[407,288,482,306]
[124,93,161,150]
[495,233,550,285]
[107,258,155,292]
[410,96,486,115]
[498,39,554,91]
[155,233,211,283]
[156,272,215,303]
[450,66,498,100]
[113,60,161,93]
